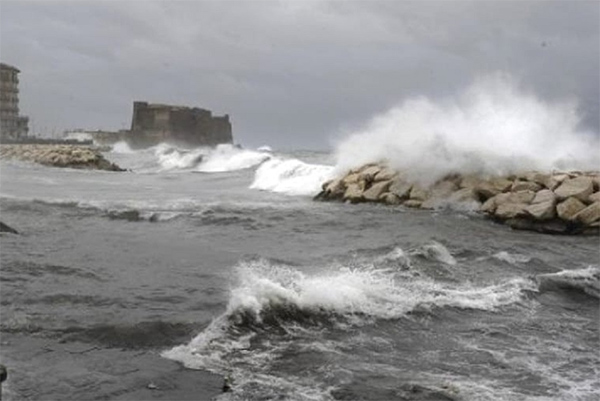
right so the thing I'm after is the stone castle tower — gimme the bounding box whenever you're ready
[128,102,233,148]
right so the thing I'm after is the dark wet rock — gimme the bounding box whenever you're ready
[0,364,7,382]
[0,221,19,234]
[106,210,143,222]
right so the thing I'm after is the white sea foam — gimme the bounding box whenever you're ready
[334,73,599,186]
[250,158,335,196]
[197,144,272,172]
[410,241,457,266]
[257,145,273,152]
[536,266,600,298]
[110,141,135,154]
[63,131,94,143]
[493,251,532,265]
[154,144,206,171]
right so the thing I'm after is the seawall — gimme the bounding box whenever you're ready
[315,164,600,235]
[0,144,124,171]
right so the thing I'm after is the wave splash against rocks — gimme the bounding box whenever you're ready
[315,163,600,235]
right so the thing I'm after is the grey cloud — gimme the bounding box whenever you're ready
[1,0,597,149]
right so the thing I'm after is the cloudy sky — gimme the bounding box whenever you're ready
[1,1,598,150]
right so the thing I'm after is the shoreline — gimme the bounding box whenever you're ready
[316,163,600,235]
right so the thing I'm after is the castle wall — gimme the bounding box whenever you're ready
[128,102,232,148]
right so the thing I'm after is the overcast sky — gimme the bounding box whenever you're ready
[1,1,598,150]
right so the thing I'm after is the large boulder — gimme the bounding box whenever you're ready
[343,183,364,203]
[421,180,459,209]
[379,192,402,205]
[574,202,600,225]
[374,167,397,182]
[321,178,346,200]
[478,177,513,199]
[556,197,586,221]
[363,180,392,202]
[525,200,556,221]
[588,192,600,204]
[342,173,360,186]
[480,192,511,214]
[447,187,480,205]
[532,189,557,205]
[409,185,429,202]
[512,180,542,192]
[554,176,593,201]
[388,177,413,200]
[495,202,528,219]
[358,165,382,184]
[523,172,552,187]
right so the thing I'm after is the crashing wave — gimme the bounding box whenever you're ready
[334,73,599,185]
[196,144,271,172]
[162,254,536,398]
[110,141,136,154]
[163,256,534,363]
[536,266,600,298]
[250,158,334,196]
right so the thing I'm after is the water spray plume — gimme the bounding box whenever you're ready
[334,73,599,185]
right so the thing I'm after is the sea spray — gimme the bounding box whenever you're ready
[334,73,599,185]
[111,141,135,154]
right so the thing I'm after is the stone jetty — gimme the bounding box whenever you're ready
[0,144,124,171]
[315,164,600,235]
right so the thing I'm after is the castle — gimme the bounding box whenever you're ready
[88,102,233,148]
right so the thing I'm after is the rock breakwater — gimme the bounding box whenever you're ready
[315,164,600,235]
[0,144,124,171]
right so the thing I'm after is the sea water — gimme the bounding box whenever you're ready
[0,142,598,401]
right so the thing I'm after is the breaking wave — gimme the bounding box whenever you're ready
[163,255,534,367]
[334,73,600,185]
[536,266,600,298]
[250,158,334,196]
[196,144,272,173]
[107,143,273,173]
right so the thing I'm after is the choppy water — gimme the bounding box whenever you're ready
[0,143,598,401]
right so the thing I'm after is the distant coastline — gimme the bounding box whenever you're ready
[0,137,93,146]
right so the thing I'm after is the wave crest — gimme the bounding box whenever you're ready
[250,158,334,196]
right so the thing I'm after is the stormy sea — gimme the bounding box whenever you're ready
[1,79,599,401]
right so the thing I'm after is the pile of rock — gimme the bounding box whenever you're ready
[315,164,600,234]
[0,144,124,171]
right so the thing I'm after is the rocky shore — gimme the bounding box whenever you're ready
[0,144,123,171]
[315,164,600,235]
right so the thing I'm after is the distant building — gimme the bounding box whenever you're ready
[0,63,29,141]
[127,101,233,148]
